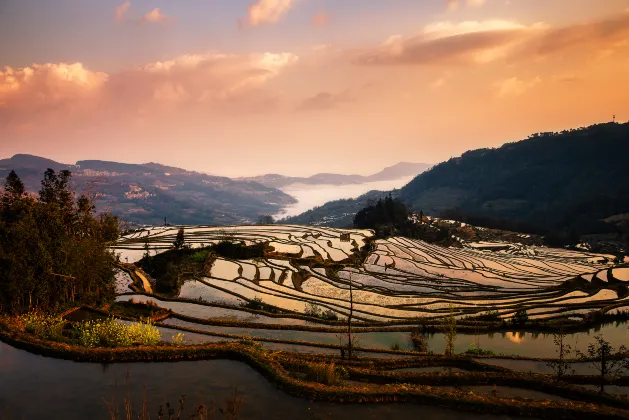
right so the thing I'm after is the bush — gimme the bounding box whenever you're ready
[171,333,187,346]
[476,310,500,321]
[190,249,210,264]
[76,318,161,347]
[240,297,279,313]
[304,302,322,318]
[321,309,338,321]
[465,347,495,356]
[20,313,65,341]
[511,309,529,325]
[305,362,342,385]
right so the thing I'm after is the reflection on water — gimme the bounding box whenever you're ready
[274,177,415,219]
[428,322,629,358]
[0,341,515,420]
[505,332,525,344]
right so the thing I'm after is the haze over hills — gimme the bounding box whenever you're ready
[0,155,430,227]
[0,154,296,226]
[237,162,432,188]
[287,122,629,240]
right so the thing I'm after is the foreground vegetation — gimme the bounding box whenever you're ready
[2,312,629,419]
[0,170,119,313]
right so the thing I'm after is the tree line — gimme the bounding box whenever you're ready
[0,169,119,314]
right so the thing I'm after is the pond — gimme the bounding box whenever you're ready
[0,341,519,420]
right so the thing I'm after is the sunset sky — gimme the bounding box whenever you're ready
[1,0,628,177]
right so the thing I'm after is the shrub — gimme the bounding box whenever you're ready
[76,318,161,347]
[171,333,187,346]
[477,310,500,321]
[410,328,429,352]
[464,347,495,356]
[305,362,341,385]
[321,309,338,321]
[511,309,529,325]
[190,249,210,264]
[20,313,65,341]
[304,302,322,318]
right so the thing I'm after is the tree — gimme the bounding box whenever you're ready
[0,170,118,314]
[546,326,573,378]
[346,271,354,359]
[173,228,185,250]
[444,304,457,356]
[257,215,274,225]
[576,334,629,393]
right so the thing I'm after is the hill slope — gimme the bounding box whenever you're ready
[0,155,295,226]
[399,122,629,235]
[286,122,629,238]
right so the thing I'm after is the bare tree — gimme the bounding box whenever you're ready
[444,304,457,357]
[576,334,629,393]
[347,271,354,360]
[547,326,573,379]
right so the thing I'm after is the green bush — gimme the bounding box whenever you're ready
[465,347,495,356]
[76,318,161,347]
[20,313,66,340]
[190,249,210,264]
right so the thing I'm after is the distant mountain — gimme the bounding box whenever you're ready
[286,122,629,238]
[0,155,295,226]
[238,162,432,188]
[0,154,69,171]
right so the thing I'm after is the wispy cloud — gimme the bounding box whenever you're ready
[115,1,131,22]
[297,90,352,111]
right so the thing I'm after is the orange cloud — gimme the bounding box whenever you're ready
[312,12,330,27]
[354,13,629,67]
[245,0,293,27]
[0,52,298,129]
[139,8,173,25]
[446,0,486,12]
[0,63,107,127]
[115,1,131,22]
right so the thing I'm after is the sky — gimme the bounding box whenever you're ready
[0,0,628,177]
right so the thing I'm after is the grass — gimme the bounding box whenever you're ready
[305,362,344,385]
[76,318,162,347]
[19,312,66,341]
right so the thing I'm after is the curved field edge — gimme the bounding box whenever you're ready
[1,322,628,419]
[114,292,629,335]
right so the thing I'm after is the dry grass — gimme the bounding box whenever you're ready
[306,362,339,386]
[104,372,244,420]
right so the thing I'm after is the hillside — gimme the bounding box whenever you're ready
[0,155,295,226]
[399,122,629,238]
[286,122,629,241]
[283,190,393,227]
[239,162,431,188]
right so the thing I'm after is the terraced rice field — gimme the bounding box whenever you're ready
[111,225,626,323]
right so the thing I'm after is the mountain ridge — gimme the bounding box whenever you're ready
[237,162,432,188]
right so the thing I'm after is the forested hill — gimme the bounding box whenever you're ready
[399,122,629,237]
